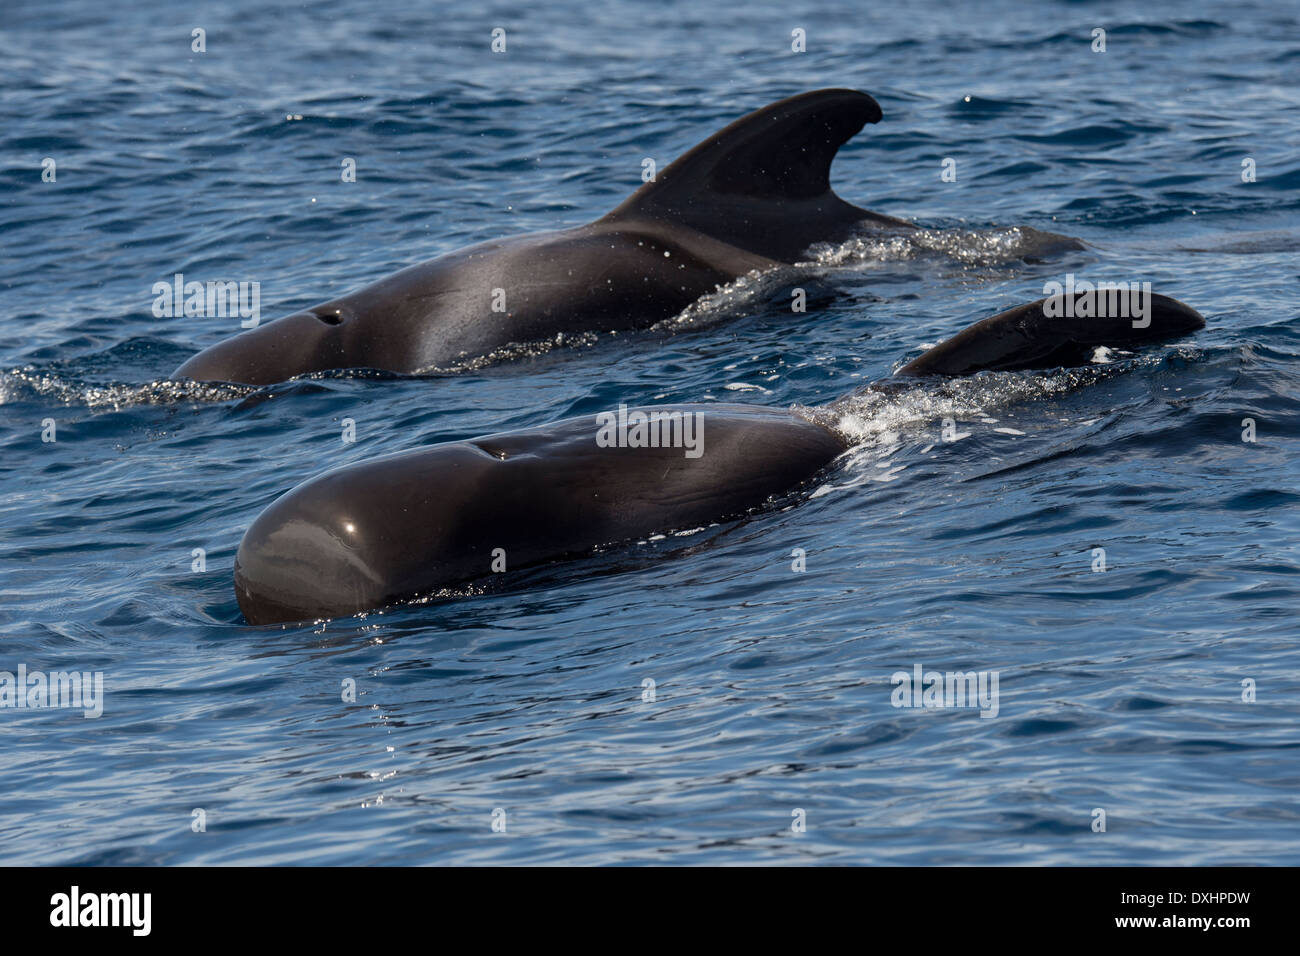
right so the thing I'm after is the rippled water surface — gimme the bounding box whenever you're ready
[2,0,1299,864]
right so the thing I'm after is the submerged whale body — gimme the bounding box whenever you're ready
[233,292,1204,625]
[172,89,1079,386]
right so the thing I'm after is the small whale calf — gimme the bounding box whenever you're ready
[233,292,1205,624]
[171,89,1080,386]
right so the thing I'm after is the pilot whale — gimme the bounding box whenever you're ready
[233,291,1204,624]
[172,88,1079,386]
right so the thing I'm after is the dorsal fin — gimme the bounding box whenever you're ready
[602,89,899,262]
[897,293,1206,377]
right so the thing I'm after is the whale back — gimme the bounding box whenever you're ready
[602,89,905,262]
[233,404,846,624]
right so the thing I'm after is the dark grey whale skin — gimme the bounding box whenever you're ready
[234,293,1204,624]
[174,88,907,385]
[174,88,1082,386]
[233,404,845,624]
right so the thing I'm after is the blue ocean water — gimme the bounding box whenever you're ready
[2,0,1298,865]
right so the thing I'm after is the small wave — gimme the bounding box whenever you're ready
[793,364,1129,498]
[0,367,249,409]
[801,225,1083,268]
[413,330,603,373]
[649,267,790,332]
[650,225,1086,336]
[802,366,1104,449]
[1,332,609,407]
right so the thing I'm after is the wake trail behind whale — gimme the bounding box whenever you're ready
[794,356,1167,497]
[653,225,1086,333]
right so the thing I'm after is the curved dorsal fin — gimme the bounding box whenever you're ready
[897,293,1206,377]
[602,89,896,262]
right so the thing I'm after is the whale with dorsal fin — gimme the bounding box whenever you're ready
[172,89,1078,385]
[232,291,1204,624]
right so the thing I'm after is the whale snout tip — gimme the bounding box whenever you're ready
[233,475,396,626]
[234,528,346,627]
[172,334,274,385]
[233,551,300,626]
[172,311,348,386]
[233,521,324,626]
[171,349,236,385]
